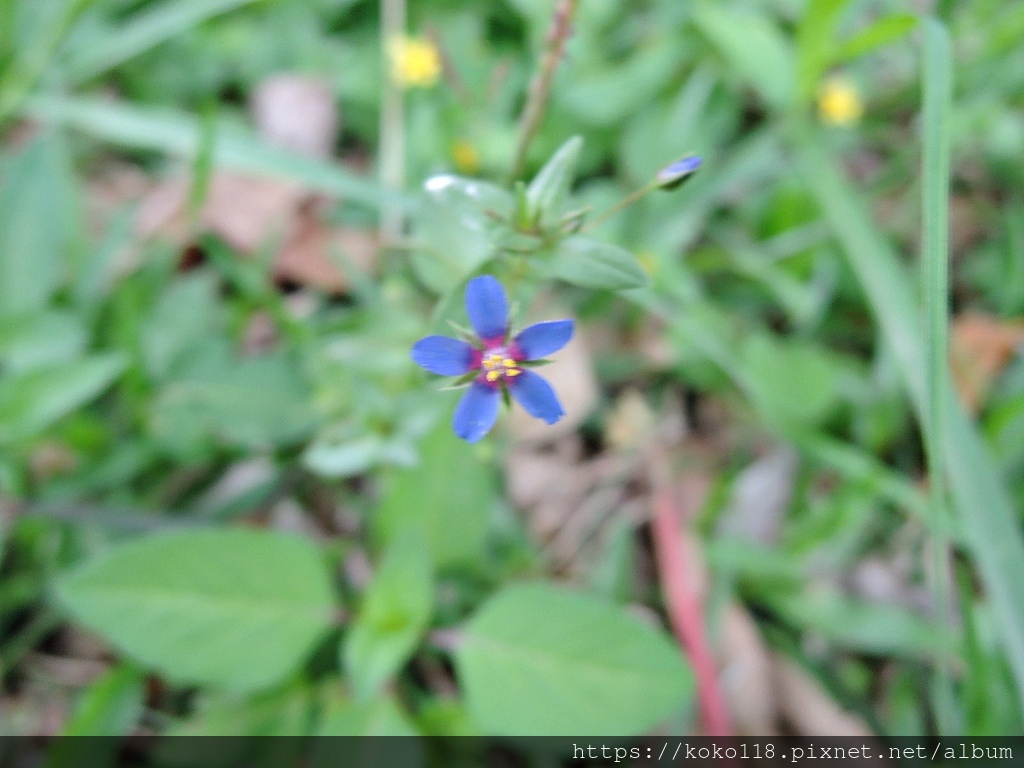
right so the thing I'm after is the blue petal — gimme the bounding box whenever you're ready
[508,369,564,425]
[513,319,574,360]
[465,275,508,341]
[411,336,474,376]
[453,382,500,443]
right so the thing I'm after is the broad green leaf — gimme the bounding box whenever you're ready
[551,236,648,290]
[837,14,917,62]
[0,353,126,445]
[55,528,336,691]
[411,176,509,294]
[525,136,582,228]
[150,352,315,454]
[343,532,433,700]
[311,692,424,767]
[739,334,841,429]
[62,0,263,83]
[456,583,693,735]
[303,435,386,479]
[24,95,399,210]
[141,272,221,381]
[0,310,87,373]
[0,133,75,317]
[692,3,794,110]
[373,415,492,568]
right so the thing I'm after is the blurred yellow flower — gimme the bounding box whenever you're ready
[387,35,442,88]
[451,139,481,174]
[637,250,658,276]
[817,78,863,126]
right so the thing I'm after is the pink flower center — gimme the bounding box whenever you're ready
[478,346,523,384]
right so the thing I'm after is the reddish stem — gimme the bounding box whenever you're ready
[651,482,733,737]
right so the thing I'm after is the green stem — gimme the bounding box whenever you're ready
[582,179,659,233]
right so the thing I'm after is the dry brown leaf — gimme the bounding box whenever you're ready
[719,602,778,736]
[771,652,873,737]
[136,171,305,253]
[274,210,378,292]
[950,311,1024,412]
[251,74,339,159]
[716,447,798,545]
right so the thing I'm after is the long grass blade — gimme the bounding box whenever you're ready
[920,17,956,734]
[798,120,1024,719]
[62,0,263,83]
[23,94,408,210]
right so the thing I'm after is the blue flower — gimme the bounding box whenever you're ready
[411,275,574,443]
[656,155,701,190]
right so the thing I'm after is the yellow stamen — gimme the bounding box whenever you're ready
[503,358,516,368]
[486,370,501,382]
[506,369,522,377]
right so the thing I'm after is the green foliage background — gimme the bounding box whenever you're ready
[1,0,1023,745]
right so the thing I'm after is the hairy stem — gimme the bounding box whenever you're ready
[510,0,578,179]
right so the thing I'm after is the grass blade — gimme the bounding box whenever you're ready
[798,125,1024,719]
[920,17,956,734]
[23,94,408,210]
[63,0,263,83]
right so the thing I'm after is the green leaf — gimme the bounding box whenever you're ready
[795,0,847,105]
[837,14,917,62]
[315,691,422,740]
[0,310,87,373]
[692,2,794,110]
[373,415,492,568]
[142,272,221,380]
[456,583,693,735]
[62,0,263,83]
[303,435,385,479]
[55,528,336,692]
[0,133,76,317]
[921,17,957,732]
[0,353,126,445]
[343,532,433,700]
[411,176,510,294]
[150,352,316,454]
[525,135,582,228]
[59,664,145,737]
[799,135,1024,711]
[773,591,955,659]
[48,665,146,768]
[551,235,649,290]
[739,334,841,429]
[24,95,400,210]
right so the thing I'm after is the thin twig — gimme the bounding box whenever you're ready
[510,0,579,179]
[650,469,733,737]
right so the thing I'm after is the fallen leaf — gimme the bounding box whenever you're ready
[771,652,873,736]
[136,171,305,253]
[274,208,378,292]
[716,447,798,545]
[950,312,1024,412]
[719,602,778,736]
